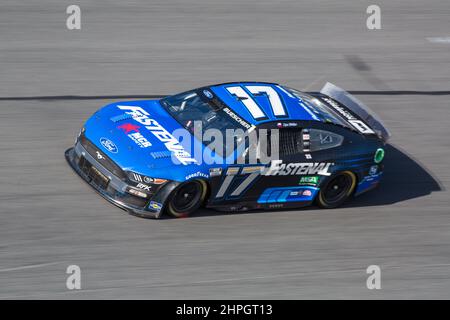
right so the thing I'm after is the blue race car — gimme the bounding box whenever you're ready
[65,82,390,218]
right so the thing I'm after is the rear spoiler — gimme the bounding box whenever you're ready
[319,82,391,142]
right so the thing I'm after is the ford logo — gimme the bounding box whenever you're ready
[100,137,118,153]
[203,89,213,99]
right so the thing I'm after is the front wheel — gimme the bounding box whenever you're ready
[166,180,208,218]
[316,171,357,209]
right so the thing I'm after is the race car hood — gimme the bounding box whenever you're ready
[319,82,391,141]
[83,100,212,182]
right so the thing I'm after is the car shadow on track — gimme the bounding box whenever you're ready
[166,143,443,219]
[344,143,443,208]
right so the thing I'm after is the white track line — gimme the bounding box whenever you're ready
[0,262,63,273]
[302,76,324,91]
[427,37,450,44]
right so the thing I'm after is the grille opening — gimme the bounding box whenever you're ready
[78,156,109,190]
[78,155,148,208]
[79,134,127,180]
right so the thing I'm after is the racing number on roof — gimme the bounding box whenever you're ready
[226,85,287,120]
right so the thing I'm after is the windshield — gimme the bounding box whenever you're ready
[160,89,251,157]
[284,87,353,130]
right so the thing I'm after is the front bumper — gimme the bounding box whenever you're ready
[65,142,164,218]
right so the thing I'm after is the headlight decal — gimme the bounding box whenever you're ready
[127,171,167,185]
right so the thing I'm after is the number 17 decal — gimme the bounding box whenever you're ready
[215,166,264,199]
[226,85,287,120]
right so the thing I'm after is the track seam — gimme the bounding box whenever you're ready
[1,91,450,101]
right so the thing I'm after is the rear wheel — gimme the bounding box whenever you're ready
[316,171,357,209]
[166,180,207,218]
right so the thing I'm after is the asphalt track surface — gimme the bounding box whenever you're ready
[0,0,449,299]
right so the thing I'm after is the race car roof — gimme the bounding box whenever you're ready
[209,82,318,125]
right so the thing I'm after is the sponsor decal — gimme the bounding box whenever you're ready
[209,167,223,177]
[215,163,327,199]
[299,176,319,186]
[118,123,152,148]
[100,137,118,153]
[136,183,151,191]
[276,122,298,128]
[185,171,209,180]
[227,205,248,212]
[369,165,378,176]
[302,129,311,153]
[258,186,318,203]
[269,203,284,209]
[128,188,147,198]
[222,107,252,130]
[263,160,333,176]
[229,205,246,212]
[149,201,162,211]
[356,172,382,195]
[128,132,152,148]
[321,97,340,109]
[117,105,196,165]
[364,173,381,183]
[203,89,213,99]
[321,97,375,134]
[303,142,311,152]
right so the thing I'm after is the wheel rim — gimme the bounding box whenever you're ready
[322,174,353,204]
[171,182,202,212]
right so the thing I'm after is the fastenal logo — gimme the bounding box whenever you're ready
[263,160,333,176]
[100,137,118,153]
[117,105,197,165]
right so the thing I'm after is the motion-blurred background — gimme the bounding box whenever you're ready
[0,0,449,298]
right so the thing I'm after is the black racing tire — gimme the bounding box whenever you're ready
[166,180,208,218]
[316,171,357,209]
